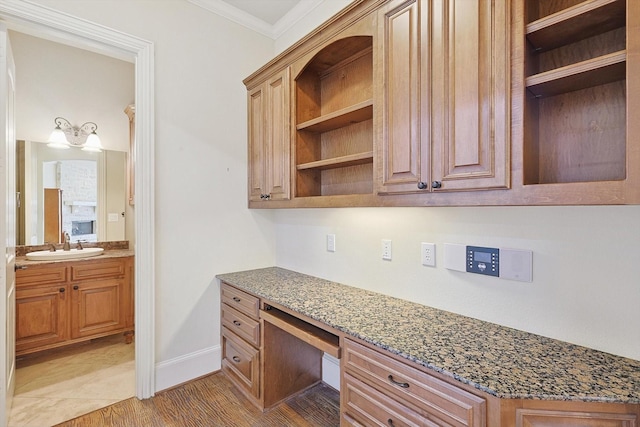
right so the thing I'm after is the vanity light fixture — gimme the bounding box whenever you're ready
[47,117,104,152]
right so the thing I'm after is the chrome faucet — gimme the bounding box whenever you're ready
[63,232,71,251]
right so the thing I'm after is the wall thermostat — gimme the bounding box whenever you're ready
[466,246,499,277]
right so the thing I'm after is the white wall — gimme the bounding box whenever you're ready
[274,206,640,360]
[272,2,640,361]
[20,0,278,390]
[11,31,133,152]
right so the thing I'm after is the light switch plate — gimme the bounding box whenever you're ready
[108,213,119,222]
[443,243,466,272]
[499,248,533,282]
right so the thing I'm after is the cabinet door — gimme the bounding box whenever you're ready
[70,278,126,339]
[264,68,290,201]
[376,0,428,195]
[248,84,266,201]
[16,285,67,353]
[431,0,510,191]
[248,69,291,202]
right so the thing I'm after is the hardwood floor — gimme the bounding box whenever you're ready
[53,372,340,427]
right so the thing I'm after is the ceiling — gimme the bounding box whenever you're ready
[187,0,324,39]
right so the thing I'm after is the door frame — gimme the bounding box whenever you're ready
[0,1,156,398]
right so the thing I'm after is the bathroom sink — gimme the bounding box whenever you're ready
[26,247,104,261]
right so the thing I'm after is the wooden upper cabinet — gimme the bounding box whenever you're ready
[375,0,427,194]
[376,0,510,195]
[248,68,291,202]
[430,0,510,191]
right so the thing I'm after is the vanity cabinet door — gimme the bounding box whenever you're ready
[70,278,127,339]
[16,284,68,352]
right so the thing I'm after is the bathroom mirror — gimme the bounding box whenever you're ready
[17,140,127,245]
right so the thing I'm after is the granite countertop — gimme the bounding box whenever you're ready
[216,267,640,404]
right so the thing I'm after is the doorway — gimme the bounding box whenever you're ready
[0,1,155,424]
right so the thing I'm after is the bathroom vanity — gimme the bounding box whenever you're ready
[217,267,640,426]
[15,249,134,356]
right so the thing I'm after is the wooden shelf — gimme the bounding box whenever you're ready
[526,0,625,52]
[260,308,340,359]
[297,151,373,171]
[296,100,373,133]
[525,50,625,98]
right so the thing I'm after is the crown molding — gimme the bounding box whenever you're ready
[187,0,323,40]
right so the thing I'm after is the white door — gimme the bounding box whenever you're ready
[0,23,16,426]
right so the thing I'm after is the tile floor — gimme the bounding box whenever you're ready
[8,334,135,427]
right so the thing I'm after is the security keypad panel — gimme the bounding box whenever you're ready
[466,246,499,277]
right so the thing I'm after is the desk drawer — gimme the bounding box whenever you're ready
[222,327,259,399]
[222,304,260,347]
[344,339,485,427]
[221,282,259,319]
[344,373,436,427]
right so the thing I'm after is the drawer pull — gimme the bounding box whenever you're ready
[232,356,241,363]
[388,375,409,388]
[232,297,241,302]
[233,320,241,327]
[387,419,395,427]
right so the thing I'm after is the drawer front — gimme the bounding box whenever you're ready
[344,373,438,427]
[71,259,126,281]
[16,265,67,287]
[222,327,260,399]
[222,304,260,347]
[344,339,486,427]
[221,282,259,319]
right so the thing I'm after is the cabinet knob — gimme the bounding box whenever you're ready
[431,180,442,189]
[417,182,428,190]
[59,288,65,293]
[232,356,241,363]
[387,419,396,427]
[73,285,79,290]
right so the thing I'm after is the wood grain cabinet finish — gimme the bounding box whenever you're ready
[243,0,640,207]
[220,283,262,406]
[248,68,291,202]
[376,0,510,195]
[342,338,486,427]
[15,256,134,356]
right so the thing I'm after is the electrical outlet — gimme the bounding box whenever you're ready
[327,234,336,252]
[421,242,436,267]
[382,239,392,260]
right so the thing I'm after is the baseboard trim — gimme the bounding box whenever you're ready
[322,353,340,391]
[155,345,221,392]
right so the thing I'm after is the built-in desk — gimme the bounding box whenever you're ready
[217,267,640,426]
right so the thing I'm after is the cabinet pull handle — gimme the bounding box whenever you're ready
[233,297,241,302]
[387,375,409,388]
[233,320,241,327]
[431,180,442,189]
[387,419,395,427]
[59,288,65,293]
[232,356,241,363]
[73,285,79,290]
[14,265,26,271]
[417,181,428,190]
